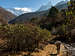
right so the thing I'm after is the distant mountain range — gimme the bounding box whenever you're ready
[6,8,32,16]
[6,8,25,16]
[8,1,68,24]
[6,1,68,16]
[38,1,68,11]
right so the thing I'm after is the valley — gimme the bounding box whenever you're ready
[0,0,75,56]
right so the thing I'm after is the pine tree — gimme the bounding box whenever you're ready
[48,7,59,18]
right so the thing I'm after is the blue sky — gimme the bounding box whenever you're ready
[0,0,66,11]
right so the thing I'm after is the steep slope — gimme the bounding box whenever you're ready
[0,7,16,24]
[8,10,49,24]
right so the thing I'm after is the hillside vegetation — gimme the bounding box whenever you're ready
[0,7,16,24]
[0,24,52,53]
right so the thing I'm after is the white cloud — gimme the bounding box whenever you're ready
[14,7,32,13]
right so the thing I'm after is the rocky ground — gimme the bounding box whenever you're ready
[0,43,69,56]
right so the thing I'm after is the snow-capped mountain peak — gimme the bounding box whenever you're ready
[38,1,52,11]
[6,7,32,16]
[38,0,68,11]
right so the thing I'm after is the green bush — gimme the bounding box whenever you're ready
[0,24,51,52]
